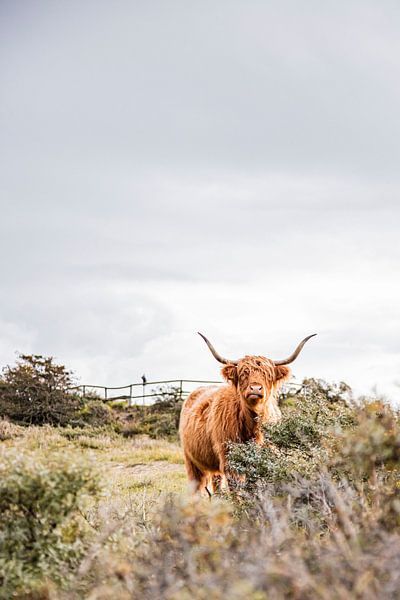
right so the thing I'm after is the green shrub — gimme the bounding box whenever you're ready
[0,354,82,426]
[300,377,353,403]
[78,400,115,427]
[228,382,400,542]
[119,387,182,440]
[0,448,99,598]
[228,440,325,488]
[228,380,357,488]
[121,410,179,440]
[330,400,400,480]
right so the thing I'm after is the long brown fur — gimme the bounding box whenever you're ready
[179,355,290,493]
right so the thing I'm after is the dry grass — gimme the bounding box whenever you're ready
[1,423,187,598]
[1,425,185,507]
[0,418,24,441]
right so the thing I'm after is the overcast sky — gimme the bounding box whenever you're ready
[1,1,399,401]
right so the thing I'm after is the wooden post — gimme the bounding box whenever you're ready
[129,384,133,407]
[105,387,108,401]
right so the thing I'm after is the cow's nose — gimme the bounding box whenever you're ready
[250,384,262,393]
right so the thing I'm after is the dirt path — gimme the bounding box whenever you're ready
[110,460,183,477]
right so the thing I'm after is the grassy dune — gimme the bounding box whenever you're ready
[2,384,400,599]
[1,422,189,599]
[2,423,186,502]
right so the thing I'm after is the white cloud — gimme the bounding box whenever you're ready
[0,1,399,402]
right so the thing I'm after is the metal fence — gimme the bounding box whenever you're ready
[70,379,308,406]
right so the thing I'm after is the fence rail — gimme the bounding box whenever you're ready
[70,379,307,406]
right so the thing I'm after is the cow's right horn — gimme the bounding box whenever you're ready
[273,334,317,366]
[198,332,238,365]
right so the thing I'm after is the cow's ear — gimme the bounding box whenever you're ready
[274,365,290,385]
[221,364,238,386]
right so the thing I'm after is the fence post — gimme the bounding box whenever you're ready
[129,384,133,407]
[104,387,108,402]
[82,385,86,398]
[179,380,183,401]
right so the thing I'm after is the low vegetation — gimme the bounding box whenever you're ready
[228,378,357,487]
[117,386,182,440]
[0,422,186,599]
[0,354,111,427]
[0,449,99,598]
[1,355,400,598]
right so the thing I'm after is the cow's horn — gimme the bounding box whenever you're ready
[273,334,317,366]
[198,332,238,365]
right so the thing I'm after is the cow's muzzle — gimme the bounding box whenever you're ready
[246,384,263,401]
[246,393,264,402]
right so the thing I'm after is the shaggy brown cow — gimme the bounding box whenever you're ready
[179,332,316,493]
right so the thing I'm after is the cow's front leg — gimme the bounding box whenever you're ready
[218,453,240,491]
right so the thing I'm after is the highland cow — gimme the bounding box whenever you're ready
[179,332,316,493]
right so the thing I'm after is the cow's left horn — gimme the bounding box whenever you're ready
[198,332,238,365]
[273,334,317,366]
